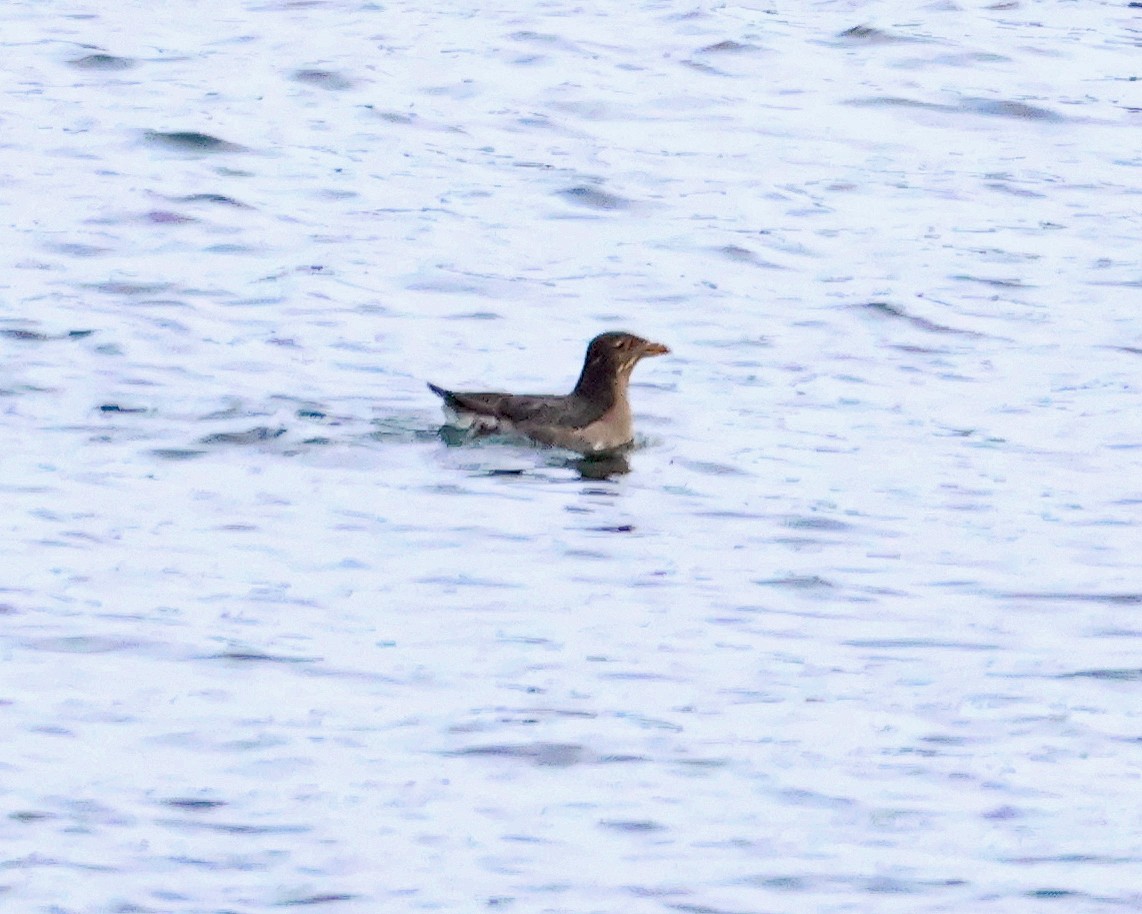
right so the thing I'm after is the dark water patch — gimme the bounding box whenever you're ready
[983,805,1023,820]
[1105,345,1142,356]
[1,328,95,342]
[47,240,111,257]
[680,59,725,76]
[1087,277,1142,289]
[275,893,357,906]
[699,40,761,53]
[151,448,206,460]
[719,244,753,262]
[753,575,834,590]
[1057,669,1142,682]
[1002,853,1142,865]
[599,670,678,682]
[406,276,487,294]
[627,885,689,901]
[90,280,173,296]
[698,335,772,349]
[844,638,998,651]
[143,130,245,153]
[371,417,438,445]
[445,310,502,320]
[487,704,598,720]
[10,810,56,822]
[160,818,310,835]
[743,873,967,894]
[557,186,632,210]
[167,853,269,872]
[69,53,135,70]
[25,635,144,654]
[962,98,1064,122]
[199,426,287,445]
[777,788,854,810]
[920,733,972,746]
[600,819,666,832]
[291,69,354,90]
[616,712,682,732]
[708,690,781,703]
[31,726,72,740]
[676,458,751,476]
[931,51,1011,67]
[866,876,968,894]
[986,181,1046,198]
[509,30,581,51]
[859,301,985,336]
[373,110,417,125]
[202,404,275,422]
[415,573,522,589]
[163,798,227,811]
[716,245,785,268]
[951,274,1030,288]
[1,853,116,872]
[838,25,923,44]
[846,95,1064,122]
[588,524,635,533]
[99,403,147,414]
[1092,627,1142,639]
[751,875,809,891]
[205,242,259,254]
[675,756,730,769]
[299,664,399,685]
[172,193,251,207]
[848,96,951,113]
[1002,591,1142,605]
[783,515,850,531]
[145,209,197,224]
[449,742,585,766]
[695,510,768,520]
[366,105,465,132]
[450,742,646,767]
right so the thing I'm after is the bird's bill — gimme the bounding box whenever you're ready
[640,340,670,357]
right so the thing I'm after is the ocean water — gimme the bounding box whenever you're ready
[2,1,1140,912]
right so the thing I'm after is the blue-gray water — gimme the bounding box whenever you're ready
[2,2,1140,912]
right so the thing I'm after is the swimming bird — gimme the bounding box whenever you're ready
[428,331,670,455]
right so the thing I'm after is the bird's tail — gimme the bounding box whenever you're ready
[428,383,465,413]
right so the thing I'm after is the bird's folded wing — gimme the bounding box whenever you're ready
[445,391,601,429]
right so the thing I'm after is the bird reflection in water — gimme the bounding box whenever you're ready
[571,453,630,479]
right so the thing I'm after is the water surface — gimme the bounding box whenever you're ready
[2,2,1140,912]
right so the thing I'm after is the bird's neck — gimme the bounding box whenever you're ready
[573,358,627,409]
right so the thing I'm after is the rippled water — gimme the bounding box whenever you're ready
[3,2,1140,912]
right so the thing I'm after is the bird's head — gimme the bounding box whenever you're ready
[574,331,670,399]
[585,331,670,376]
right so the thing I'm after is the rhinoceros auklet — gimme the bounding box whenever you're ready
[428,331,669,455]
